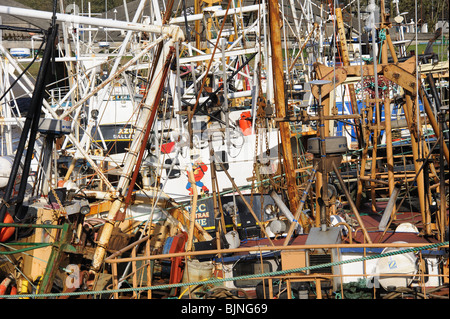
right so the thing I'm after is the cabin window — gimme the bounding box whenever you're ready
[308,253,332,274]
[192,121,209,149]
[214,151,228,171]
[193,121,207,140]
[165,158,180,179]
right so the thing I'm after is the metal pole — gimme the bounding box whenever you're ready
[104,241,446,264]
[214,154,275,246]
[0,5,182,35]
[310,80,331,231]
[37,222,73,296]
[438,107,448,241]
[332,161,373,244]
[281,162,320,245]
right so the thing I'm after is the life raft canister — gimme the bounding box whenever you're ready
[238,111,252,136]
[0,212,15,242]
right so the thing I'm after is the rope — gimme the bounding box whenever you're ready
[378,29,387,64]
[0,241,447,299]
[204,287,249,299]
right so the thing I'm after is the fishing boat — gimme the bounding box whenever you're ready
[0,0,448,301]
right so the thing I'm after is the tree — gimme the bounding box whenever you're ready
[398,0,449,31]
[339,0,448,32]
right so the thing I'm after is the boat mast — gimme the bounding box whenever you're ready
[335,6,362,149]
[91,24,184,271]
[267,0,303,230]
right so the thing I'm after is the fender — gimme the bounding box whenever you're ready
[168,232,188,285]
[0,212,14,242]
[0,275,14,298]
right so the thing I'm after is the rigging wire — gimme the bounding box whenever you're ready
[0,39,45,104]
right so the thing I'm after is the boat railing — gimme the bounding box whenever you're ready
[48,86,72,108]
[101,239,449,299]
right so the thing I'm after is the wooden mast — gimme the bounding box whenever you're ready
[267,0,303,229]
[335,7,362,149]
[91,45,177,272]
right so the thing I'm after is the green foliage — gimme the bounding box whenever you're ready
[339,0,448,32]
[396,0,448,31]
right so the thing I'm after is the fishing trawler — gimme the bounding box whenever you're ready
[0,0,448,300]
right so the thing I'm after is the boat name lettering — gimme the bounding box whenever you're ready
[195,203,210,226]
[195,212,209,219]
[113,127,135,139]
[117,128,135,135]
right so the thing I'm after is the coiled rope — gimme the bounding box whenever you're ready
[1,241,447,299]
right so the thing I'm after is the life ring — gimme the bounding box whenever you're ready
[0,212,15,242]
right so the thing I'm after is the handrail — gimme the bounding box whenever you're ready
[1,241,446,299]
[0,243,53,255]
[104,241,449,264]
[0,223,64,229]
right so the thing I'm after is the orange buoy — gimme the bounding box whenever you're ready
[238,111,252,136]
[9,285,17,296]
[139,84,146,94]
[0,276,12,298]
[0,212,15,242]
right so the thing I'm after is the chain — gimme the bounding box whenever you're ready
[50,187,68,222]
[249,119,259,208]
[249,95,269,208]
[0,198,10,209]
